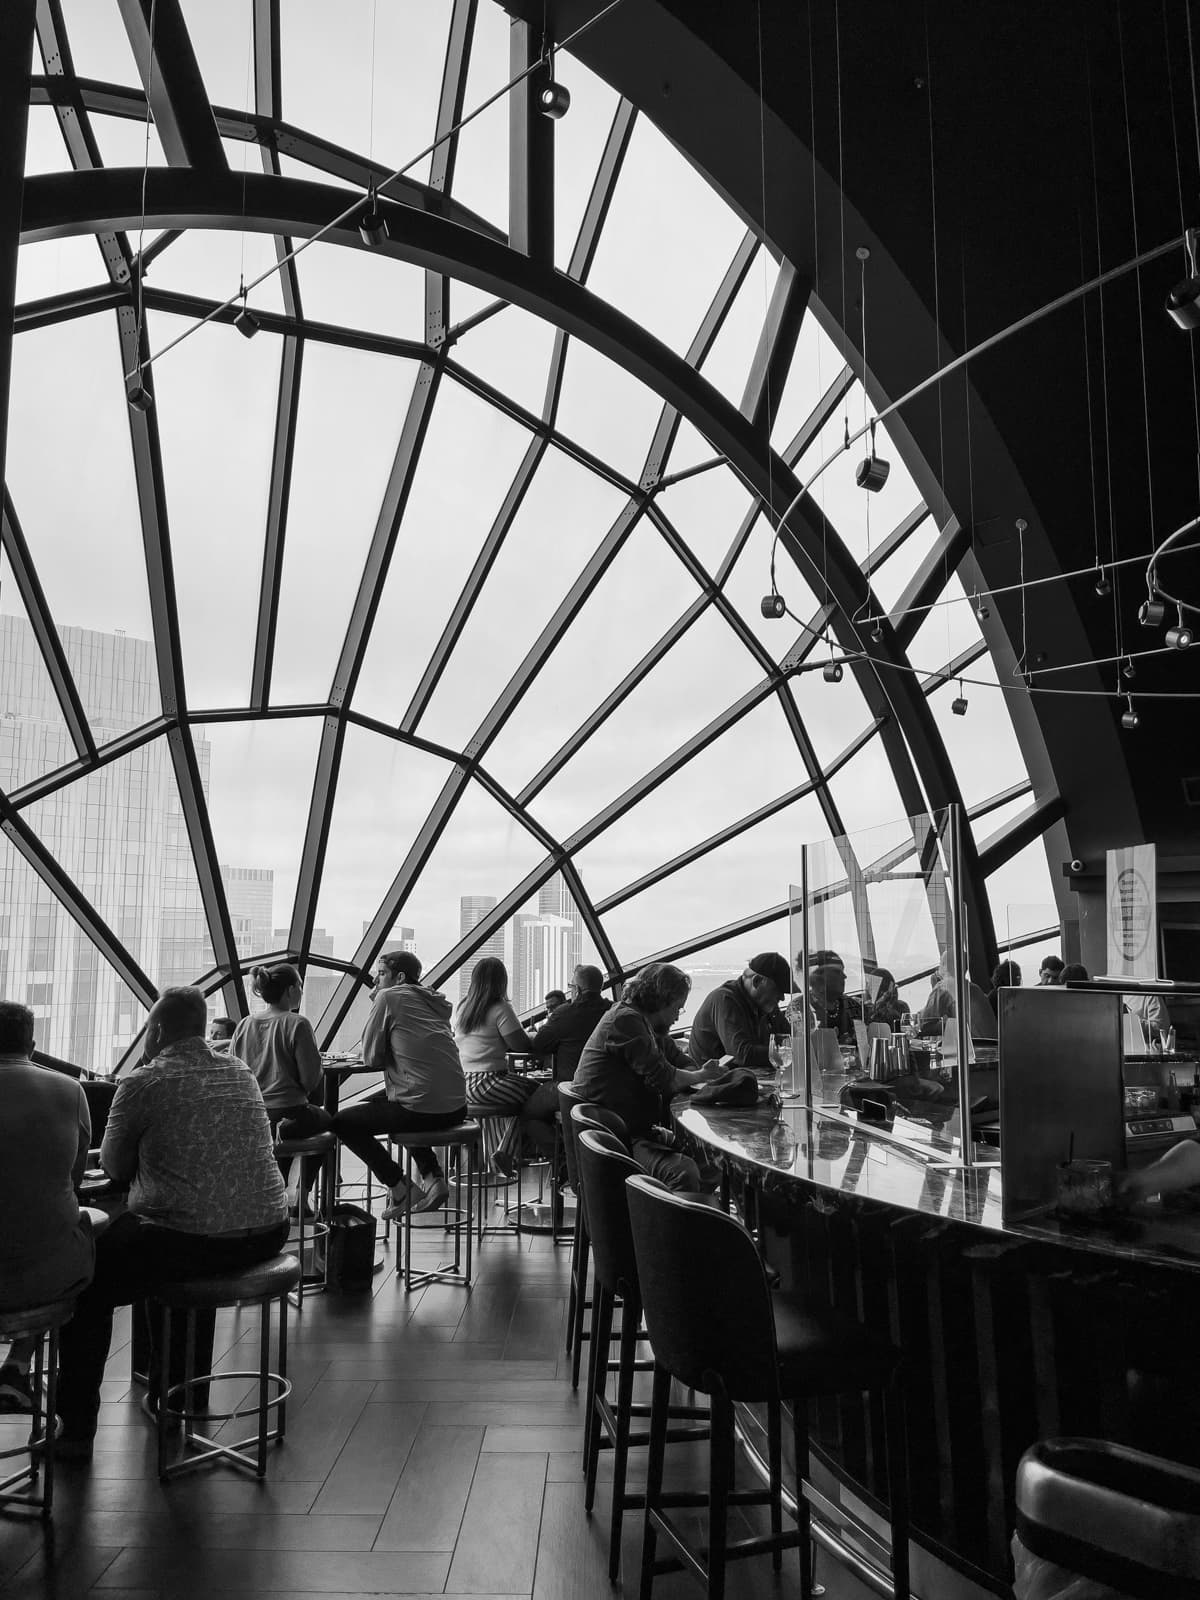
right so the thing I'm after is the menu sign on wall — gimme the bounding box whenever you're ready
[1104,843,1158,981]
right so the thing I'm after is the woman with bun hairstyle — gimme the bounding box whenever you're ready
[454,957,539,1178]
[230,963,330,1208]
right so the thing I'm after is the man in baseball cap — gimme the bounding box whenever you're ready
[687,952,791,1074]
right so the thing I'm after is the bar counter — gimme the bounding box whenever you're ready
[674,1097,1200,1598]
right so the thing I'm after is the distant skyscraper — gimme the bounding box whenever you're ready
[221,865,274,959]
[459,894,506,1001]
[539,871,583,973]
[513,913,574,1012]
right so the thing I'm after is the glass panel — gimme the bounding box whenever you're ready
[143,226,285,314]
[5,314,161,724]
[450,0,509,233]
[395,776,548,978]
[0,820,150,1074]
[970,788,1036,844]
[23,107,69,176]
[657,464,754,581]
[872,509,938,613]
[270,342,419,703]
[787,667,874,769]
[673,915,792,1031]
[699,245,779,407]
[57,1,142,82]
[928,656,1028,810]
[354,376,534,724]
[16,237,109,302]
[721,509,821,660]
[532,607,765,843]
[20,734,216,997]
[906,570,986,678]
[554,55,622,271]
[662,417,721,479]
[571,695,817,905]
[89,112,169,170]
[194,717,324,962]
[454,304,558,420]
[418,444,629,752]
[179,0,254,110]
[281,0,451,188]
[591,798,827,973]
[825,735,907,840]
[293,243,427,341]
[149,312,278,709]
[0,554,79,792]
[554,338,661,480]
[484,514,706,799]
[770,310,845,453]
[585,113,746,357]
[313,726,454,962]
[986,837,1059,952]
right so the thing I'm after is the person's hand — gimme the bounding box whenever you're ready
[699,1058,724,1081]
[768,1038,782,1071]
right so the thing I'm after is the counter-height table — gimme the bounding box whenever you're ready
[674,1096,1200,1600]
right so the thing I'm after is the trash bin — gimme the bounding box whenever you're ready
[325,1202,377,1291]
[1013,1437,1200,1600]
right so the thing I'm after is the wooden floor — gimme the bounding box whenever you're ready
[0,1197,874,1600]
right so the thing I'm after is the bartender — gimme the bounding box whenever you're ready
[1122,1138,1200,1199]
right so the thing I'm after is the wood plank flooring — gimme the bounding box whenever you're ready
[0,1200,874,1599]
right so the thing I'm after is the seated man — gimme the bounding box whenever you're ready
[920,950,997,1040]
[53,987,289,1459]
[543,989,567,1017]
[330,951,466,1220]
[687,951,790,1074]
[572,963,720,1193]
[805,960,863,1044]
[519,965,613,1169]
[0,1002,95,1412]
[206,1015,237,1054]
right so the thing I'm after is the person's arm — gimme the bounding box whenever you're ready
[72,1086,92,1188]
[658,1029,722,1090]
[1145,993,1171,1032]
[526,1007,568,1059]
[707,988,773,1070]
[291,1015,325,1096]
[1123,1138,1200,1198]
[99,1077,143,1186]
[496,999,537,1055]
[361,994,388,1069]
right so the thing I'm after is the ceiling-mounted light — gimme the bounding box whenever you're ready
[855,420,891,492]
[359,188,387,249]
[538,78,571,118]
[1165,606,1195,649]
[870,617,884,643]
[760,592,785,619]
[951,678,968,716]
[973,590,990,621]
[1166,227,1200,331]
[1139,594,1167,627]
[1121,695,1140,731]
[823,659,843,683]
[1094,567,1112,596]
[1121,656,1136,680]
[126,373,152,412]
[234,278,260,339]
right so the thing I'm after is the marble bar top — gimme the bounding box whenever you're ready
[676,1096,1200,1275]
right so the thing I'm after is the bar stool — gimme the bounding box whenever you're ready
[387,1123,481,1292]
[1015,1438,1200,1598]
[274,1130,337,1307]
[577,1130,709,1581]
[0,1296,75,1519]
[564,1099,630,1390]
[626,1175,909,1600]
[151,1252,300,1481]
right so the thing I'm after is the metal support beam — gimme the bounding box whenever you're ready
[0,0,37,504]
[567,99,636,283]
[892,516,972,649]
[977,793,1067,878]
[116,0,227,172]
[1,492,95,761]
[7,716,172,811]
[508,18,554,265]
[741,260,811,435]
[862,501,930,578]
[250,332,301,709]
[432,0,478,199]
[286,714,344,958]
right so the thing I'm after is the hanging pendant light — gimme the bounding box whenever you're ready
[1166,228,1200,331]
[234,278,260,339]
[1121,695,1140,730]
[359,187,388,249]
[1093,567,1112,596]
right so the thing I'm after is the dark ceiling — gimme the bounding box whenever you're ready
[528,0,1200,859]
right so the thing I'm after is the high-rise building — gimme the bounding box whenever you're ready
[222,865,274,960]
[459,894,506,1001]
[513,912,574,1012]
[268,924,338,1025]
[538,872,584,974]
[0,615,212,1071]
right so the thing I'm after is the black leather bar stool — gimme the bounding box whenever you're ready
[152,1252,300,1481]
[626,1175,909,1600]
[0,1295,76,1518]
[1015,1438,1200,1599]
[577,1130,708,1581]
[566,1100,631,1390]
[274,1129,337,1307]
[387,1122,481,1292]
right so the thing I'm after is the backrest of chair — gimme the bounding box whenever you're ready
[577,1130,642,1299]
[569,1101,630,1151]
[625,1174,779,1399]
[557,1083,586,1189]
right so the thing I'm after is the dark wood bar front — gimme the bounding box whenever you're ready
[676,1100,1200,1599]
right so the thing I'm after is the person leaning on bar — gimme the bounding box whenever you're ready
[686,951,791,1073]
[571,962,722,1192]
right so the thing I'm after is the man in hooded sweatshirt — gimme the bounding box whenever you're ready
[330,951,466,1217]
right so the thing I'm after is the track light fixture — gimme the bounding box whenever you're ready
[1139,594,1167,628]
[1166,227,1200,331]
[973,591,990,621]
[1165,606,1196,649]
[951,679,968,716]
[1121,656,1136,680]
[359,188,388,249]
[760,592,785,619]
[823,659,843,683]
[125,374,152,412]
[234,279,260,339]
[854,421,891,492]
[1121,696,1140,731]
[538,77,571,118]
[870,617,884,643]
[1093,567,1112,596]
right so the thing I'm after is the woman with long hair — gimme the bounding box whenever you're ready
[454,957,539,1177]
[230,962,330,1210]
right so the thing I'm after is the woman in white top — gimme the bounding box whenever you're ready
[454,958,539,1176]
[230,963,330,1207]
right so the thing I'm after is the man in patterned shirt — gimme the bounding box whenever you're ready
[53,987,289,1459]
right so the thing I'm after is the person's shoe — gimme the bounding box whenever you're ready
[0,1364,34,1413]
[32,1429,94,1463]
[411,1175,450,1214]
[492,1150,517,1180]
[381,1179,412,1222]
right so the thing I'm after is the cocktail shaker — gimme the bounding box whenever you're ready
[867,1036,892,1082]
